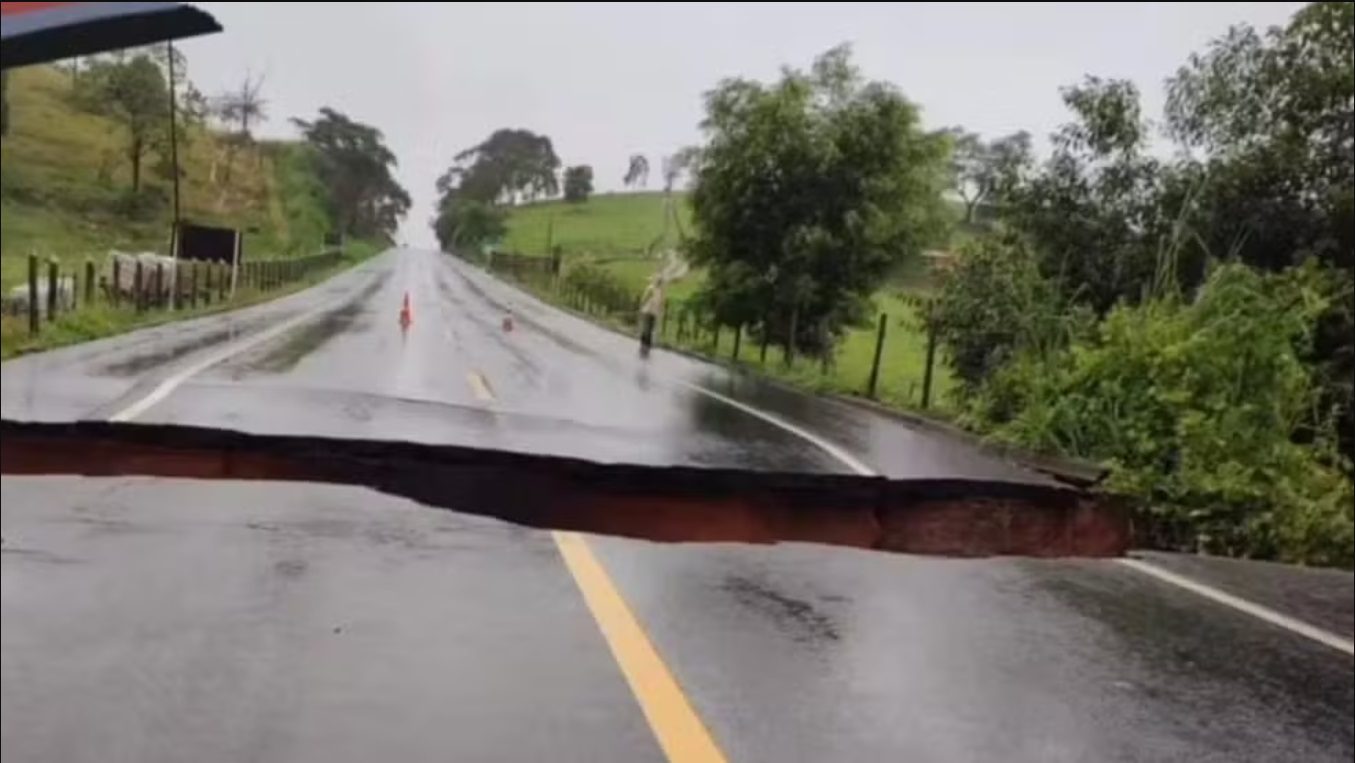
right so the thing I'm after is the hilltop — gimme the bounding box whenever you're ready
[501,192,692,258]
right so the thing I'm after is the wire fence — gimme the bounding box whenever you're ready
[8,249,343,337]
[482,250,947,410]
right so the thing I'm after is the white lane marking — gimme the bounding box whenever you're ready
[467,370,495,402]
[1117,558,1354,656]
[689,349,1355,658]
[677,380,876,477]
[109,294,357,422]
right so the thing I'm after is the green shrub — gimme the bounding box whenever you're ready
[560,262,639,318]
[930,233,1084,391]
[966,261,1353,567]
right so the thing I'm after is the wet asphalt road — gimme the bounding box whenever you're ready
[2,248,1352,762]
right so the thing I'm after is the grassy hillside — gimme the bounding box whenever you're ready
[502,192,692,257]
[1,65,331,291]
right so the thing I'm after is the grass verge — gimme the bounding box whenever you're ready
[0,240,383,360]
[495,263,957,416]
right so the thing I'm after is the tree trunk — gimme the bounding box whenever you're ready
[964,196,978,223]
[130,137,142,191]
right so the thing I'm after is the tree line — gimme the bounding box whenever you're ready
[928,1,1353,565]
[432,127,602,250]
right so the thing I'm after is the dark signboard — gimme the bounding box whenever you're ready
[177,222,239,264]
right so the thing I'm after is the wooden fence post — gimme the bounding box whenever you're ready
[111,258,121,306]
[785,307,798,367]
[866,312,887,398]
[819,320,831,376]
[921,308,938,409]
[732,324,742,361]
[134,261,144,313]
[46,259,59,320]
[154,263,164,309]
[84,260,95,305]
[189,262,199,309]
[27,254,39,335]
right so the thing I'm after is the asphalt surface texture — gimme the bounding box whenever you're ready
[3,248,1351,763]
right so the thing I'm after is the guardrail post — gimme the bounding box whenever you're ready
[27,254,39,335]
[866,312,887,398]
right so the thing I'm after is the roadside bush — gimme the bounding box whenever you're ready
[965,261,1353,567]
[110,185,167,221]
[929,233,1086,393]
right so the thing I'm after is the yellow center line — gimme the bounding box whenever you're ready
[466,370,495,401]
[552,531,728,763]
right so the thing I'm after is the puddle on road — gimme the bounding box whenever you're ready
[99,323,267,377]
[241,303,366,373]
[228,273,390,375]
[721,574,841,646]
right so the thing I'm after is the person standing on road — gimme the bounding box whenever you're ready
[638,276,665,356]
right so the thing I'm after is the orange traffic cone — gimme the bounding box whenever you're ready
[399,292,413,328]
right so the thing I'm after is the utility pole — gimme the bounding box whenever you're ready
[166,41,182,308]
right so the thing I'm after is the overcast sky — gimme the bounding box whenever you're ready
[186,2,1303,248]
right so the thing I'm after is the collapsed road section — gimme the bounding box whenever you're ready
[1,419,1128,558]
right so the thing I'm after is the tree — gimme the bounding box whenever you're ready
[931,233,1074,391]
[944,128,1032,223]
[1165,0,1354,460]
[623,154,649,188]
[292,107,410,240]
[660,146,700,193]
[563,164,593,203]
[432,128,560,251]
[1000,77,1188,315]
[687,45,949,355]
[215,72,267,139]
[97,55,170,191]
[434,198,506,251]
[436,129,560,205]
